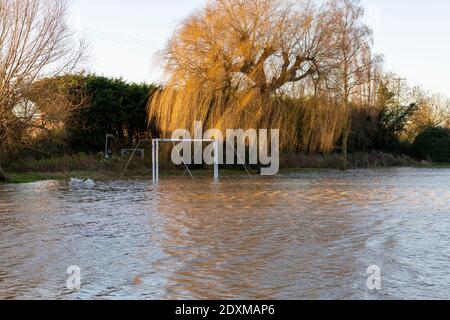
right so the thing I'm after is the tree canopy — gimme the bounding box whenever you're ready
[149,0,376,155]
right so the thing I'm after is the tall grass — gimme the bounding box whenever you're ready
[5,153,151,173]
[280,152,415,169]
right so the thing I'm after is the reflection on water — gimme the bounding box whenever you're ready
[0,168,450,299]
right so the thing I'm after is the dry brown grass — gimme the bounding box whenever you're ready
[280,152,415,169]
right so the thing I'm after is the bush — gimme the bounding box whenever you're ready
[66,76,157,153]
[4,152,151,174]
[0,164,7,181]
[412,127,450,162]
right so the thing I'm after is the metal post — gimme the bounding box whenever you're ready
[155,139,159,183]
[105,134,114,160]
[152,138,219,183]
[152,140,156,183]
[214,140,219,181]
[105,134,110,160]
[105,134,108,159]
[152,139,160,183]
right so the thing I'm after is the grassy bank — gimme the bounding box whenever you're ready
[280,152,421,169]
[1,153,146,184]
[0,153,258,184]
[1,152,446,185]
[2,172,49,184]
[1,171,149,184]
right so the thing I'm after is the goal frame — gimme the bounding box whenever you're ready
[152,139,219,183]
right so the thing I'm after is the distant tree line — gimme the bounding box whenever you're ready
[2,0,450,181]
[31,70,447,162]
[2,71,450,168]
[148,0,450,167]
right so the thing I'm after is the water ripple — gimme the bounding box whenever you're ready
[1,168,450,299]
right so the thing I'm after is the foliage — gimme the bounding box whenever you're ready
[3,0,450,172]
[0,163,7,181]
[376,103,418,152]
[62,75,157,153]
[412,127,450,162]
[347,80,418,154]
[149,0,375,155]
[403,93,450,142]
[147,0,450,166]
[1,73,158,163]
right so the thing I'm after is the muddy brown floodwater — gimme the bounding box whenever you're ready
[1,168,450,299]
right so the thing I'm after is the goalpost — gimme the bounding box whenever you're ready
[152,139,219,183]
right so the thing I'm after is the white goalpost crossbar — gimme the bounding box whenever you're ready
[152,139,219,183]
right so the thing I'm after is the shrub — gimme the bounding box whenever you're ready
[412,127,450,162]
[0,164,7,181]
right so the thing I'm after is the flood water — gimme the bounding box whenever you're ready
[0,168,450,300]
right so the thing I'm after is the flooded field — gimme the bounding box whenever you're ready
[1,168,449,299]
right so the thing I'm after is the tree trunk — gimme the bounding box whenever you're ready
[0,163,8,181]
[340,128,350,171]
[340,81,351,171]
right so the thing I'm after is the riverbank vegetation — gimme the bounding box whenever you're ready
[0,150,434,180]
[0,152,437,185]
[1,0,450,183]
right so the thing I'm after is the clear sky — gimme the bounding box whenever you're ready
[71,0,450,96]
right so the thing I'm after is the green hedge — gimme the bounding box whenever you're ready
[412,127,450,162]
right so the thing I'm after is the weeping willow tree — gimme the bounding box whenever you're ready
[149,0,372,154]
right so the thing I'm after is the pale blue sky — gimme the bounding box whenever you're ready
[72,0,450,96]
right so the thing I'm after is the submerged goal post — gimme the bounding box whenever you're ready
[152,139,219,183]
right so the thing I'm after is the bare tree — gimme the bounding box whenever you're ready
[0,0,86,150]
[0,0,86,179]
[326,0,373,169]
[21,75,90,138]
